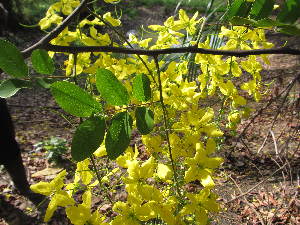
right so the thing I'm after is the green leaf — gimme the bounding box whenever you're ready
[0,79,32,98]
[250,0,274,20]
[71,117,106,161]
[132,74,151,102]
[0,39,28,78]
[255,18,284,27]
[50,81,102,117]
[225,0,252,20]
[31,49,55,75]
[278,24,300,36]
[230,16,256,26]
[277,0,300,24]
[96,68,129,106]
[135,107,154,135]
[105,111,132,160]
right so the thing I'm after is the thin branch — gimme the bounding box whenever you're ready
[21,0,89,58]
[229,175,266,225]
[257,74,299,153]
[154,56,182,198]
[225,163,287,204]
[43,44,300,57]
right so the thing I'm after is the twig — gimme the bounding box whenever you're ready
[7,104,60,109]
[42,44,300,57]
[21,0,89,58]
[257,74,299,153]
[225,163,287,204]
[154,56,182,198]
[229,175,266,225]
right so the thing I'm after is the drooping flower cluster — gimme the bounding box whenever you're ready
[31,0,273,224]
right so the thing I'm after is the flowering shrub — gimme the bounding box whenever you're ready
[4,0,297,224]
[27,0,277,224]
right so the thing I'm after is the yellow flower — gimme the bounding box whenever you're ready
[174,9,202,35]
[180,188,220,224]
[44,190,75,222]
[30,170,67,196]
[66,190,108,225]
[104,0,120,3]
[184,143,223,187]
[156,163,173,181]
[111,198,156,225]
[30,170,76,222]
[103,12,121,27]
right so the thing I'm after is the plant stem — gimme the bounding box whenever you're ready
[154,56,181,198]
[89,155,113,204]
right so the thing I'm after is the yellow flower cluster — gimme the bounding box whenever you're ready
[31,0,273,224]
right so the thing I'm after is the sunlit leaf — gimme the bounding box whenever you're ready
[132,74,151,102]
[96,68,129,106]
[72,117,106,161]
[31,49,55,75]
[105,111,132,160]
[0,39,28,78]
[51,81,102,117]
[135,107,154,135]
[0,79,32,98]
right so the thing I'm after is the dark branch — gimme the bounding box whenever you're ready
[18,0,300,59]
[44,44,300,57]
[21,0,89,59]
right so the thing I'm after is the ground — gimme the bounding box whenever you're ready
[0,2,300,225]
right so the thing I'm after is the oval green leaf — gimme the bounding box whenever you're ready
[105,111,132,160]
[132,74,151,102]
[71,117,106,161]
[0,39,28,78]
[135,107,154,135]
[50,81,102,117]
[96,68,129,106]
[31,49,55,75]
[0,79,32,98]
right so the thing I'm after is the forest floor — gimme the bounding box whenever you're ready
[0,2,300,225]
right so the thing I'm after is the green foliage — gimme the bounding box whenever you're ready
[50,81,102,117]
[135,107,155,135]
[250,0,274,20]
[71,117,106,161]
[277,0,300,24]
[96,68,129,106]
[225,0,252,20]
[16,0,57,24]
[31,49,55,75]
[34,137,68,164]
[0,39,28,78]
[132,74,151,102]
[227,0,300,36]
[105,111,132,160]
[0,79,32,98]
